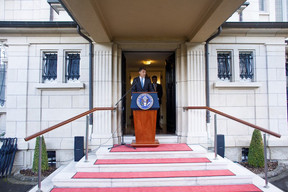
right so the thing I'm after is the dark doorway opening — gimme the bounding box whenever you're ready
[121,51,176,135]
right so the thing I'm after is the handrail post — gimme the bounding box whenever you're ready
[214,114,218,160]
[36,136,42,192]
[263,133,269,188]
[85,115,89,162]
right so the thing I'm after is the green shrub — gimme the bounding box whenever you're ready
[248,129,264,168]
[32,136,49,172]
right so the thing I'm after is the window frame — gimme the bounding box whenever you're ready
[259,0,267,12]
[42,51,58,83]
[216,49,256,83]
[238,50,255,82]
[0,44,7,108]
[217,50,234,82]
[64,51,81,83]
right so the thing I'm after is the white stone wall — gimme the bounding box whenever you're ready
[228,0,287,22]
[209,35,288,161]
[0,0,71,21]
[1,30,288,168]
[1,32,91,168]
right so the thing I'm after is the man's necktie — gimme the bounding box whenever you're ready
[141,78,144,88]
[154,84,157,91]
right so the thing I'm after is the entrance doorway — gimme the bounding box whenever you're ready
[121,51,176,135]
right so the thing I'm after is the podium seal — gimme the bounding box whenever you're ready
[136,93,154,110]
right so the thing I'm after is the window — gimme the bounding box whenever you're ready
[275,0,283,21]
[0,46,6,107]
[259,0,267,11]
[42,52,57,82]
[65,52,80,82]
[242,148,249,162]
[47,151,56,168]
[239,51,254,81]
[217,51,232,81]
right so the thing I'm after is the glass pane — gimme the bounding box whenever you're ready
[239,52,254,80]
[259,0,266,11]
[43,53,57,81]
[217,52,232,81]
[66,53,80,81]
[0,64,6,106]
[275,0,283,21]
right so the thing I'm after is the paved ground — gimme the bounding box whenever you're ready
[0,177,34,192]
[271,174,288,192]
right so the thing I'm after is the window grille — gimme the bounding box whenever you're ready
[65,53,80,81]
[42,52,57,82]
[239,52,254,80]
[0,47,6,106]
[217,52,232,81]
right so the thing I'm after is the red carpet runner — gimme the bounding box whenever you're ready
[95,157,211,165]
[110,143,192,152]
[73,169,235,179]
[51,184,262,192]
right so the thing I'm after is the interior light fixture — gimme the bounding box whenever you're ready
[143,60,152,65]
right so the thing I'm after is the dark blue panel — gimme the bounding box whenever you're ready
[131,92,160,110]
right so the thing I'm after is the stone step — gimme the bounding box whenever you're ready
[51,184,262,192]
[73,169,236,179]
[52,161,253,188]
[76,156,228,172]
[49,145,282,192]
[96,145,207,159]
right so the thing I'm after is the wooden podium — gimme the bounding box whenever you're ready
[131,92,160,147]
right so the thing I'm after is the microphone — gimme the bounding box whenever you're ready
[115,79,137,107]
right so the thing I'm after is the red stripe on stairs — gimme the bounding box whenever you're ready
[94,158,211,165]
[51,184,262,192]
[73,170,235,179]
[109,144,192,152]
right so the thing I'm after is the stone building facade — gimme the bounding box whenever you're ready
[0,0,287,169]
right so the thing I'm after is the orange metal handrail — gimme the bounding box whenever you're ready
[183,106,281,138]
[24,107,116,141]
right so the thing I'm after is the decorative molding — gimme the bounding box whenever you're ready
[214,81,261,88]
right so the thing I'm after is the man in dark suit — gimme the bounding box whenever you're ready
[131,67,153,92]
[152,75,163,130]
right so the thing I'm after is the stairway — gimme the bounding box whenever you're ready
[50,144,281,192]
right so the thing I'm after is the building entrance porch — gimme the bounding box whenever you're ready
[122,51,176,135]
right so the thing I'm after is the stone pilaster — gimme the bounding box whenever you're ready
[176,44,188,143]
[186,43,207,144]
[111,44,122,144]
[92,43,113,145]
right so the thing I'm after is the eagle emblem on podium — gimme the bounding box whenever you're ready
[136,93,154,110]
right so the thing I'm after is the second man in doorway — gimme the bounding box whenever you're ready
[152,75,163,130]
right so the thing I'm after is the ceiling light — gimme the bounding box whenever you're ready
[143,60,151,65]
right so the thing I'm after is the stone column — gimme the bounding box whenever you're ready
[176,44,188,143]
[91,43,113,146]
[111,44,122,144]
[186,43,207,145]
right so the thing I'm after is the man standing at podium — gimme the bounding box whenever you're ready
[132,67,153,92]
